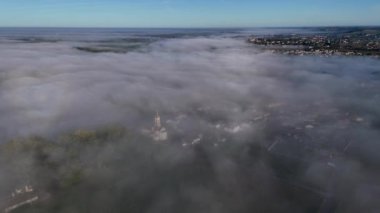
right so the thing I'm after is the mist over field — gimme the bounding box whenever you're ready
[0,29,380,213]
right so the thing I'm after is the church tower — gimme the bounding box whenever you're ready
[154,112,161,130]
[151,112,167,141]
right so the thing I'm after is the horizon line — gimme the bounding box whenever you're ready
[0,25,379,29]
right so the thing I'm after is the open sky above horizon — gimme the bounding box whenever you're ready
[0,0,379,28]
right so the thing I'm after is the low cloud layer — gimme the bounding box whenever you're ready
[0,33,380,212]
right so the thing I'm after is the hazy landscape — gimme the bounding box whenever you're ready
[0,27,380,213]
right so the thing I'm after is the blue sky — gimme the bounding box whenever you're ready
[0,0,379,27]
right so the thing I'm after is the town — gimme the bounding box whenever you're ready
[248,27,380,56]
